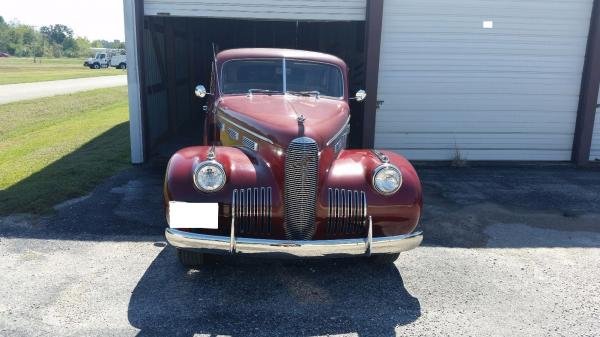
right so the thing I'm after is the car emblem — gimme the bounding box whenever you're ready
[294,152,315,169]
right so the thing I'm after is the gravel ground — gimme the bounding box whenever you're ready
[1,164,600,337]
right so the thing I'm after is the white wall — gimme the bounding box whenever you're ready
[590,88,600,161]
[144,0,366,20]
[124,0,144,164]
[375,0,594,161]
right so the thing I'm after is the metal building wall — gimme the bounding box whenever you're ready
[591,91,600,160]
[144,0,366,20]
[375,0,594,161]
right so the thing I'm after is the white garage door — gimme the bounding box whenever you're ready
[375,0,594,160]
[144,0,366,21]
[591,92,600,161]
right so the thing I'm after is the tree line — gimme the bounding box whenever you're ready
[0,16,125,58]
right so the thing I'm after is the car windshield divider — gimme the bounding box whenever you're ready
[282,57,287,93]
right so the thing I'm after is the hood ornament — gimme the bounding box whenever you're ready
[297,114,306,137]
[207,144,216,161]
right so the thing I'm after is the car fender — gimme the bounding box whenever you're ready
[318,149,422,237]
[164,146,278,205]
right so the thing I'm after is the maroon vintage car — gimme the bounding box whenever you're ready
[164,48,423,266]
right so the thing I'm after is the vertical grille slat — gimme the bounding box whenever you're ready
[327,188,368,235]
[284,137,319,240]
[232,187,272,235]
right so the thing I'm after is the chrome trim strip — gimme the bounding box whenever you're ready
[166,228,423,257]
[218,113,275,145]
[366,215,373,256]
[230,190,237,253]
[326,117,351,146]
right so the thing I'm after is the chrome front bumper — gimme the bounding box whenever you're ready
[165,216,423,258]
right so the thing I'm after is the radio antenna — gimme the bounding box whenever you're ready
[212,43,220,86]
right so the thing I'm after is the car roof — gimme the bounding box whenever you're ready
[215,48,347,70]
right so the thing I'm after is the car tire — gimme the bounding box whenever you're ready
[93,63,100,69]
[176,249,204,267]
[369,253,400,264]
[119,63,126,70]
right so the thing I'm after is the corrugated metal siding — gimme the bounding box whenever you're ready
[590,91,600,161]
[143,27,169,145]
[144,0,366,21]
[375,0,594,161]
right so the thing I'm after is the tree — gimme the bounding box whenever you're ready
[40,24,73,45]
[0,21,124,59]
[75,37,91,57]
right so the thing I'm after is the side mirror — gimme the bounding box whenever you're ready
[355,89,367,102]
[194,85,208,98]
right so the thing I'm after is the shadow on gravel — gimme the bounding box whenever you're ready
[3,159,600,249]
[417,165,600,248]
[128,248,420,337]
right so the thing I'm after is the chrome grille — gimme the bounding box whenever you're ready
[232,187,272,235]
[284,137,319,240]
[327,188,367,235]
[226,127,239,140]
[242,136,258,151]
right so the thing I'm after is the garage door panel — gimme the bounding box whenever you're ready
[375,122,574,135]
[377,133,574,149]
[375,0,593,160]
[144,0,366,20]
[392,149,572,161]
[386,0,590,17]
[378,93,578,111]
[377,80,580,96]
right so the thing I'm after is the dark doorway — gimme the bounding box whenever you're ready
[142,16,366,161]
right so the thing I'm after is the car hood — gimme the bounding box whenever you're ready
[217,94,350,149]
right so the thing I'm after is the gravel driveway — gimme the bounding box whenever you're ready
[0,75,127,104]
[1,165,599,337]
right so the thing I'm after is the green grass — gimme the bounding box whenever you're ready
[0,86,131,214]
[0,57,124,85]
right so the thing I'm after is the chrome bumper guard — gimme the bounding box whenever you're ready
[165,216,423,258]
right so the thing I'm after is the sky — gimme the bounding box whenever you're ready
[1,0,125,41]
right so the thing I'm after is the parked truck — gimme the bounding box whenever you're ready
[84,49,126,69]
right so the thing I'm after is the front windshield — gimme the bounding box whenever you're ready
[221,58,344,98]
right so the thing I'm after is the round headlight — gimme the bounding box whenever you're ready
[194,161,226,192]
[372,164,402,195]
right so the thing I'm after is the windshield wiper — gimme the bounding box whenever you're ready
[247,89,282,96]
[287,90,320,99]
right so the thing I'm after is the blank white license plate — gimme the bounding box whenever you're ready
[168,201,219,229]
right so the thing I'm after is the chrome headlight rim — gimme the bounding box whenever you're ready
[193,160,227,193]
[372,163,403,195]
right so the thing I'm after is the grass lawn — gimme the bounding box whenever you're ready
[0,86,131,214]
[0,57,124,85]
